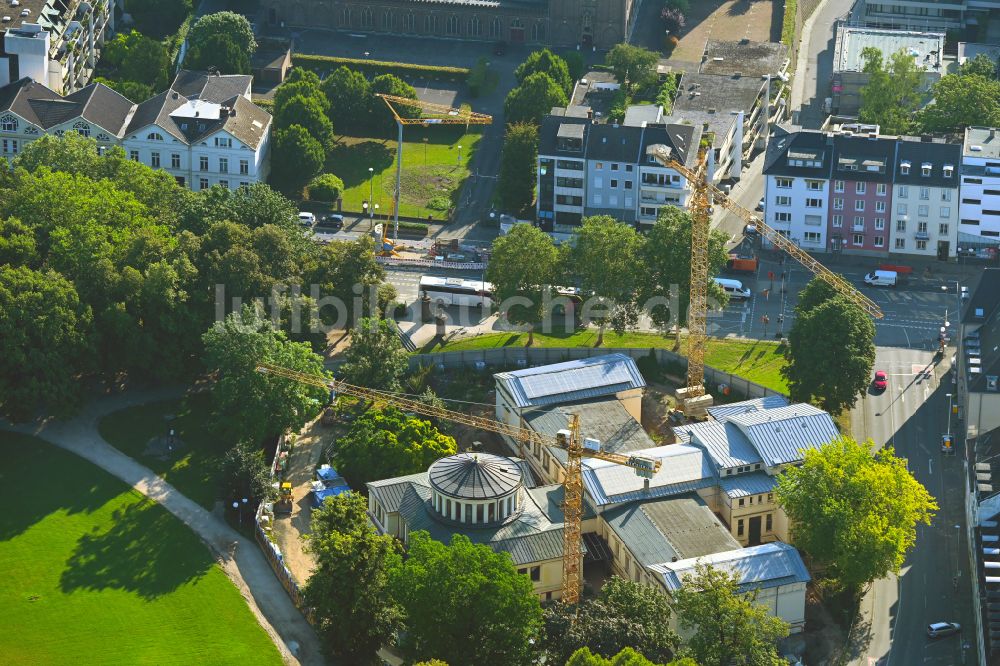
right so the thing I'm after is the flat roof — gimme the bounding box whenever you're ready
[701,39,789,78]
[836,26,945,73]
[957,42,1000,65]
[673,73,763,115]
[964,126,1000,159]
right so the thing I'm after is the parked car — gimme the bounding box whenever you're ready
[318,214,344,229]
[756,197,765,211]
[927,621,960,638]
[298,212,316,227]
[872,370,887,392]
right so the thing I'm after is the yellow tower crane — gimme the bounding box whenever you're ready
[256,362,661,605]
[378,94,493,245]
[645,144,883,416]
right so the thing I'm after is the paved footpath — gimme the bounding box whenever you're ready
[1,387,324,666]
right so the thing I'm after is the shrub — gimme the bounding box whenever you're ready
[307,173,345,202]
[427,196,451,212]
[292,54,469,82]
[661,8,686,33]
[781,0,798,50]
[608,89,631,123]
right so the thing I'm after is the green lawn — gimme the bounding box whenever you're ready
[0,432,281,665]
[98,393,231,509]
[326,125,483,220]
[426,329,790,394]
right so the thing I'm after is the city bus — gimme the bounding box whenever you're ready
[419,276,494,308]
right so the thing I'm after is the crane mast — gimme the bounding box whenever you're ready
[255,363,661,604]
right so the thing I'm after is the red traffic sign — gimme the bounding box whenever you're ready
[768,271,775,280]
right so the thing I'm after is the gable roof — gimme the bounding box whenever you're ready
[642,122,700,169]
[894,138,961,187]
[965,282,1000,394]
[678,420,763,470]
[651,541,811,593]
[719,471,777,498]
[604,494,741,566]
[125,90,190,142]
[585,123,644,163]
[63,83,136,135]
[494,353,645,409]
[726,404,840,466]
[582,443,717,507]
[124,87,272,149]
[523,397,656,458]
[707,395,790,421]
[831,134,896,182]
[764,126,834,179]
[0,77,69,128]
[171,70,252,103]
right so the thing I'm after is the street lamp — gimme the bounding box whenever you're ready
[368,166,375,213]
[232,501,240,527]
[363,201,369,229]
[946,393,954,437]
[457,144,462,166]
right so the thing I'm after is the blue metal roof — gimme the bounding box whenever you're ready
[651,542,811,593]
[706,396,790,421]
[582,444,717,507]
[494,353,646,409]
[728,404,840,467]
[678,420,763,470]
[719,471,778,498]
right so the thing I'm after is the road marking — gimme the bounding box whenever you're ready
[929,458,933,475]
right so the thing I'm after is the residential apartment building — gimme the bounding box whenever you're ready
[0,0,117,94]
[0,70,272,190]
[960,127,1000,243]
[765,125,962,258]
[855,0,991,32]
[890,138,960,258]
[536,112,698,231]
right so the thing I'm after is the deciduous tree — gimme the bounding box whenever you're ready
[390,532,544,666]
[671,562,789,666]
[783,277,876,414]
[918,72,1000,133]
[220,439,274,504]
[320,66,372,133]
[858,47,923,135]
[187,11,256,67]
[102,30,171,90]
[185,32,251,75]
[605,44,659,93]
[485,223,559,344]
[567,647,698,666]
[515,49,573,96]
[275,94,334,147]
[776,436,937,589]
[504,72,568,125]
[307,238,385,326]
[370,74,419,133]
[271,124,325,192]
[307,173,345,202]
[497,122,539,212]
[334,406,456,486]
[338,317,409,391]
[960,52,998,79]
[304,492,403,665]
[125,0,193,38]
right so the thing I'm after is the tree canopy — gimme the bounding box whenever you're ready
[338,317,409,391]
[101,29,171,91]
[858,47,923,135]
[320,66,372,133]
[505,72,569,125]
[185,32,251,75]
[782,277,876,414]
[333,406,457,486]
[671,562,790,666]
[516,49,573,96]
[125,0,193,39]
[220,440,274,504]
[272,124,326,192]
[390,532,544,666]
[960,53,998,79]
[605,44,659,92]
[485,223,560,342]
[918,72,1000,133]
[566,647,698,666]
[776,436,937,589]
[304,492,403,665]
[497,122,539,212]
[187,11,256,67]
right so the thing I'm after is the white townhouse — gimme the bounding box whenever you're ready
[0,69,272,190]
[762,126,834,251]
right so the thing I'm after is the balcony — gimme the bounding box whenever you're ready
[915,231,930,240]
[640,193,680,205]
[852,224,866,232]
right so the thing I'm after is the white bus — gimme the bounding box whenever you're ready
[419,276,494,308]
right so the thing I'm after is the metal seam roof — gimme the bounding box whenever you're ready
[494,353,645,409]
[719,471,778,498]
[727,404,840,467]
[428,453,522,500]
[651,542,811,593]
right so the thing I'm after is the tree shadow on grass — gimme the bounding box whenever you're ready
[326,140,395,187]
[60,499,214,600]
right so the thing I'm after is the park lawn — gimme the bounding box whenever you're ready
[0,432,281,666]
[99,392,231,509]
[428,329,790,393]
[326,124,483,220]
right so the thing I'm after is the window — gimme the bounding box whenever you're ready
[469,15,481,36]
[199,177,209,190]
[445,14,459,34]
[941,190,952,202]
[922,163,931,177]
[490,16,502,37]
[382,11,393,30]
[963,198,982,204]
[900,162,910,175]
[749,496,754,505]
[403,12,415,31]
[360,7,373,27]
[219,180,229,189]
[150,152,160,168]
[624,181,633,189]
[640,206,657,217]
[940,206,950,217]
[73,121,90,137]
[807,180,823,191]
[737,519,745,537]
[130,150,139,161]
[214,137,232,148]
[738,498,745,507]
[853,233,865,245]
[611,179,618,188]
[171,153,180,169]
[24,126,38,135]
[854,200,865,212]
[766,514,773,532]
[806,198,821,208]
[944,164,954,178]
[804,231,821,243]
[917,221,928,233]
[530,566,540,582]
[856,182,866,194]
[918,205,929,217]
[219,157,228,173]
[895,237,905,249]
[0,139,17,154]
[775,212,791,222]
[916,239,927,250]
[896,219,906,231]
[874,235,884,247]
[898,203,907,215]
[832,214,843,227]
[775,178,792,188]
[239,159,249,175]
[898,185,908,199]
[965,177,983,184]
[939,223,949,235]
[767,493,773,502]
[340,6,351,25]
[875,218,884,230]
[875,201,885,213]
[146,132,163,141]
[833,198,844,210]
[0,114,17,131]
[853,216,864,228]
[197,156,207,171]
[834,180,844,193]
[532,21,545,41]
[611,163,619,171]
[919,187,930,200]
[877,183,887,196]
[776,195,791,206]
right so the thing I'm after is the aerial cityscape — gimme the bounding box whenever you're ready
[2,0,1000,664]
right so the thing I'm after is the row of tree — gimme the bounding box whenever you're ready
[304,492,795,666]
[860,50,1000,134]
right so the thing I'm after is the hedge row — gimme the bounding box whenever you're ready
[253,99,274,112]
[292,54,470,82]
[781,0,798,51]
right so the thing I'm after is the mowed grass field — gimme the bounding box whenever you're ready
[0,432,281,666]
[98,393,229,509]
[326,124,483,220]
[428,329,789,394]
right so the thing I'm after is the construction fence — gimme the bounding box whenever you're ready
[408,347,787,400]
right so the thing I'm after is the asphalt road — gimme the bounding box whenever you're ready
[793,0,856,128]
[848,347,978,665]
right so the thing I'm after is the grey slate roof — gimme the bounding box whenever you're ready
[526,484,597,523]
[707,395,790,421]
[679,420,763,470]
[586,123,644,163]
[171,70,252,103]
[651,542,811,593]
[64,83,136,135]
[524,397,656,457]
[832,134,896,183]
[894,138,961,188]
[368,472,428,512]
[719,471,777,498]
[125,86,271,149]
[125,90,190,142]
[642,122,700,169]
[673,73,763,116]
[0,78,75,129]
[582,444,717,507]
[700,40,789,78]
[764,126,834,179]
[965,278,1000,394]
[428,452,522,500]
[538,114,589,158]
[494,353,645,409]
[727,404,840,466]
[604,494,741,566]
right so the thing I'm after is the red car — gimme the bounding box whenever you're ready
[873,370,887,391]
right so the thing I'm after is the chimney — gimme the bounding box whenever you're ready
[644,478,651,493]
[587,109,593,119]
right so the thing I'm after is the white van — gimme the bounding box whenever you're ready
[297,212,316,227]
[864,270,897,287]
[713,277,752,300]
